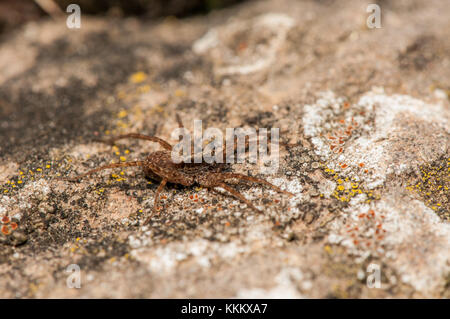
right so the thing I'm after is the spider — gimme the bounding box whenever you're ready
[63,115,293,224]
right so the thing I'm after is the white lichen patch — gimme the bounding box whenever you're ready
[378,200,449,295]
[273,177,303,212]
[130,240,248,274]
[193,13,295,75]
[235,267,304,298]
[327,192,450,296]
[303,88,449,189]
[271,177,303,195]
[0,179,51,219]
[317,179,337,199]
[311,90,450,296]
[240,177,303,215]
[0,162,19,182]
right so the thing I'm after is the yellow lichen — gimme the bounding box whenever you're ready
[129,71,147,84]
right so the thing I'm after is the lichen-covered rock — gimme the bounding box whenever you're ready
[0,0,449,298]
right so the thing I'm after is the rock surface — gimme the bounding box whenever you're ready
[0,0,449,298]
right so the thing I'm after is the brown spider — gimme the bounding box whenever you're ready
[63,115,293,224]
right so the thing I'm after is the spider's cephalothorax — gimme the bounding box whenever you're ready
[63,116,293,224]
[143,150,194,186]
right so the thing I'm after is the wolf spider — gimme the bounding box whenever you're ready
[63,115,293,224]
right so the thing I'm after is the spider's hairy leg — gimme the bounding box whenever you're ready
[220,129,296,160]
[174,113,201,160]
[219,173,294,196]
[104,133,173,151]
[221,130,279,162]
[144,179,167,225]
[61,161,146,182]
[176,113,184,128]
[213,182,262,213]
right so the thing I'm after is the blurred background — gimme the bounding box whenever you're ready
[0,0,247,38]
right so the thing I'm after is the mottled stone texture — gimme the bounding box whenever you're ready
[0,0,449,298]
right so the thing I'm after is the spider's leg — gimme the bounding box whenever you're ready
[221,130,278,162]
[219,173,293,196]
[144,178,167,225]
[221,129,298,159]
[176,113,184,128]
[62,161,145,182]
[211,182,261,213]
[104,133,173,151]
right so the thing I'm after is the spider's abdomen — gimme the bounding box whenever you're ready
[144,151,195,186]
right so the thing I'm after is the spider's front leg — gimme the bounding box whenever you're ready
[99,133,173,151]
[61,161,146,182]
[213,182,262,213]
[198,171,293,213]
[196,173,262,213]
[143,179,168,225]
[219,173,293,196]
